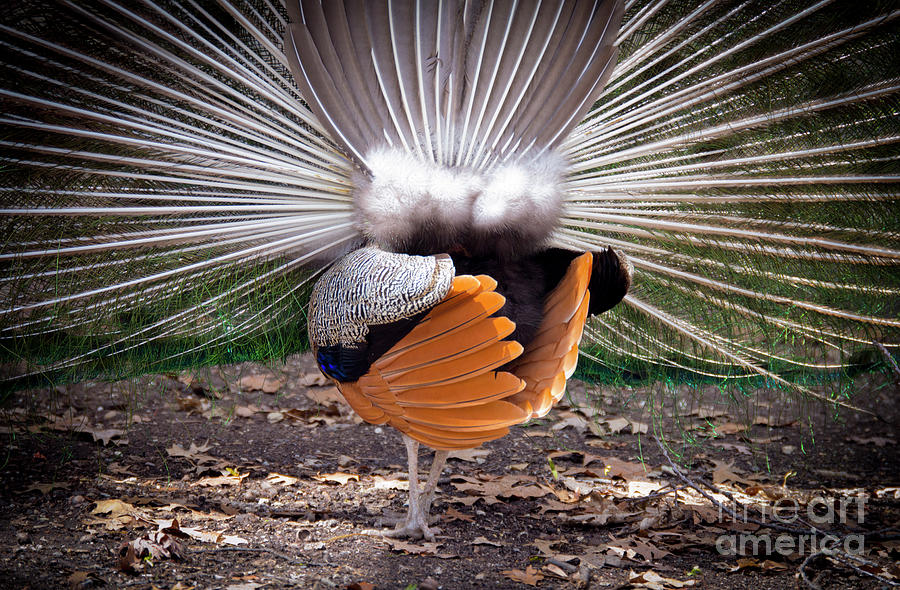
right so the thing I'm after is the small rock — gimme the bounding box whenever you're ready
[16,532,30,545]
[70,495,86,505]
[419,577,439,590]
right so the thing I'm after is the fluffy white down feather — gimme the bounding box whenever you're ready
[354,148,566,254]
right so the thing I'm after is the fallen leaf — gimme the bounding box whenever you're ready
[603,417,631,433]
[602,457,649,481]
[448,448,491,463]
[441,507,474,523]
[239,374,284,393]
[87,428,125,446]
[235,405,259,418]
[371,475,408,490]
[92,499,135,518]
[627,569,696,589]
[502,565,544,587]
[304,386,344,406]
[729,557,788,572]
[313,472,359,485]
[299,372,329,387]
[849,435,895,447]
[195,473,248,487]
[166,441,214,461]
[543,563,569,579]
[346,583,375,590]
[381,538,456,558]
[267,473,298,485]
[716,422,748,435]
[472,536,501,546]
[711,460,754,486]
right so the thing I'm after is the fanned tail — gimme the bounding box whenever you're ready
[0,1,356,388]
[0,0,897,404]
[556,0,900,391]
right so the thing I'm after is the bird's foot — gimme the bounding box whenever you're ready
[367,508,440,541]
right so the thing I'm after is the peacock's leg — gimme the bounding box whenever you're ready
[420,450,449,517]
[374,434,438,541]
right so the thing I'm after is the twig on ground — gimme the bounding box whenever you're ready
[655,436,900,588]
[654,436,816,536]
[621,484,687,503]
[827,549,900,587]
[799,551,825,590]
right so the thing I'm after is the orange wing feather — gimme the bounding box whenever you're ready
[332,254,594,450]
[508,252,593,419]
[333,275,527,450]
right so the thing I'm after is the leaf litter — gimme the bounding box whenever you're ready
[2,354,898,589]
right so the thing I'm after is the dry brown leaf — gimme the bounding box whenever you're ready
[602,457,649,481]
[502,565,544,587]
[451,474,550,502]
[92,499,135,518]
[266,472,298,485]
[166,441,213,460]
[691,406,728,419]
[711,459,754,486]
[117,522,186,572]
[752,416,797,428]
[304,386,344,406]
[195,473,247,487]
[239,373,284,393]
[729,557,788,572]
[716,422,748,435]
[603,417,631,433]
[312,471,359,485]
[381,538,456,558]
[472,536,501,546]
[235,405,259,418]
[543,563,569,579]
[299,372,330,387]
[849,435,895,447]
[448,448,491,463]
[524,428,553,438]
[441,507,474,523]
[346,583,375,590]
[87,427,125,446]
[627,569,696,589]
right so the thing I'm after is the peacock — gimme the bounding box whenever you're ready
[1,0,897,540]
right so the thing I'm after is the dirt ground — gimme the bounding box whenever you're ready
[1,353,897,590]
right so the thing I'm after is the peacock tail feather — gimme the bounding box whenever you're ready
[1,0,898,407]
